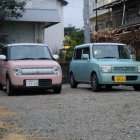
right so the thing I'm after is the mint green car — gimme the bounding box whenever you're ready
[69,43,140,91]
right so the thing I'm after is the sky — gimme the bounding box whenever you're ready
[64,0,84,28]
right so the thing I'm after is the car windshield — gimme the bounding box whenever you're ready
[10,45,52,60]
[93,45,130,59]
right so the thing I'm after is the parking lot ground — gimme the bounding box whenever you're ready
[0,84,140,140]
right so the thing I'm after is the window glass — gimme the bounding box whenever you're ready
[83,47,90,58]
[10,45,52,60]
[93,45,130,59]
[118,45,130,59]
[74,49,82,60]
[83,47,90,54]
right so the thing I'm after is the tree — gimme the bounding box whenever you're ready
[0,0,26,23]
[60,26,84,62]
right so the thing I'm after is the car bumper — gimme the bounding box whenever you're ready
[12,83,62,90]
[99,73,140,85]
[10,74,62,88]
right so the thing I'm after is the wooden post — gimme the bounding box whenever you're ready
[122,0,126,25]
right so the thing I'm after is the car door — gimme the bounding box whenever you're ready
[79,46,91,82]
[71,48,83,81]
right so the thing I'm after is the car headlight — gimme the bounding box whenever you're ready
[138,66,140,72]
[101,65,112,73]
[53,67,61,75]
[13,68,22,76]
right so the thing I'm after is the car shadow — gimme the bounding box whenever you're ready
[9,89,58,96]
[77,85,134,93]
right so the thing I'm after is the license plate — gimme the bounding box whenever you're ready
[26,80,39,87]
[114,76,126,82]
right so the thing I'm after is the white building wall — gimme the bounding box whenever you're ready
[25,0,64,52]
[45,2,64,53]
[25,0,57,9]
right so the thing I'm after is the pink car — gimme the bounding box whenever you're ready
[0,43,62,95]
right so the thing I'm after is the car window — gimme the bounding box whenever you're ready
[10,45,52,60]
[118,45,130,59]
[74,48,82,60]
[93,45,130,59]
[83,47,90,59]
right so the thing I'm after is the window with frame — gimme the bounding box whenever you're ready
[83,47,90,58]
[74,48,82,60]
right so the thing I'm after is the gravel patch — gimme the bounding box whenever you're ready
[0,84,140,140]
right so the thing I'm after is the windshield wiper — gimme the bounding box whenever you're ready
[14,58,36,60]
[102,56,117,58]
[36,58,51,60]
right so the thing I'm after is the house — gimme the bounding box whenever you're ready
[0,0,68,52]
[89,0,140,31]
[89,0,113,31]
[88,0,140,60]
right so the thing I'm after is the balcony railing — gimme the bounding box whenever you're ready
[89,0,118,16]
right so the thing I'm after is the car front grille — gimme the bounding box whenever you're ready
[113,67,136,73]
[39,79,52,87]
[21,68,54,75]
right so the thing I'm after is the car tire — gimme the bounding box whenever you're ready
[133,85,140,91]
[70,73,78,88]
[91,73,100,92]
[53,85,62,94]
[6,78,14,96]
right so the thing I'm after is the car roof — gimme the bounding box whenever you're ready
[4,43,48,47]
[75,42,126,49]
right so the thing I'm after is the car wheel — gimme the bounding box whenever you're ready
[6,78,14,96]
[70,73,78,88]
[91,73,100,92]
[53,85,62,94]
[133,85,140,91]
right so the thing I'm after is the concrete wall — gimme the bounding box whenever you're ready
[0,0,65,49]
[0,22,45,44]
[44,1,64,52]
[25,0,57,9]
[26,0,65,51]
[0,22,34,43]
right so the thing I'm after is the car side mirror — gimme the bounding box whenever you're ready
[53,54,59,60]
[82,54,89,60]
[0,55,6,60]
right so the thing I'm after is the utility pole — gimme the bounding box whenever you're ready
[84,0,90,43]
[95,0,98,32]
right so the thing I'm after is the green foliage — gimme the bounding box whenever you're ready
[60,26,84,62]
[0,0,26,21]
[59,51,66,62]
[64,26,84,48]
